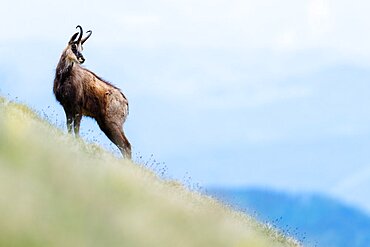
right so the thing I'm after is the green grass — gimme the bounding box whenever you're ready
[0,96,301,247]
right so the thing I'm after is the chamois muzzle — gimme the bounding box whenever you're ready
[77,53,85,64]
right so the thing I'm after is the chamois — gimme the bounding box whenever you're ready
[53,25,131,159]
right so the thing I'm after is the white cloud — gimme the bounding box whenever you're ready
[307,0,332,35]
[0,0,369,56]
[2,0,368,113]
[275,30,299,51]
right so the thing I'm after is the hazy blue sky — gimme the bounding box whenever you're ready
[1,0,370,214]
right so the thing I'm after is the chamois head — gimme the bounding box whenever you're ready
[65,25,92,64]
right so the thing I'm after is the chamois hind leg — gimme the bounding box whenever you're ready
[98,121,132,159]
[117,128,132,159]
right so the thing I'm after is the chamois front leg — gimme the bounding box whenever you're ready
[65,111,73,134]
[73,113,82,137]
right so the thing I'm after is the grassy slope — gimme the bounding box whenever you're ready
[0,97,300,247]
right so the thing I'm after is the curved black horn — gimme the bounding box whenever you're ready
[76,25,83,43]
[69,32,79,44]
[81,30,92,44]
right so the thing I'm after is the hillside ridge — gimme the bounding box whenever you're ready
[0,96,300,247]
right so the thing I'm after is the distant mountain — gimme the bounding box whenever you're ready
[207,188,370,247]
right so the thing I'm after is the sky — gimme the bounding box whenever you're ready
[1,0,370,214]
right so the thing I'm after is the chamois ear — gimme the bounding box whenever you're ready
[69,32,79,44]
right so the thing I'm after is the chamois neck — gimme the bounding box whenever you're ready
[55,54,76,83]
[56,52,78,77]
